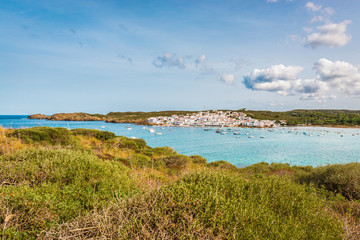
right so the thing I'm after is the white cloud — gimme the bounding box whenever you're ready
[153,52,185,69]
[323,7,335,15]
[306,20,352,48]
[218,73,235,85]
[314,58,360,96]
[243,64,304,94]
[195,54,215,74]
[243,58,360,100]
[309,16,324,24]
[266,0,279,3]
[306,2,322,12]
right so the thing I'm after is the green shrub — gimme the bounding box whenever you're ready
[51,172,343,239]
[8,127,77,146]
[0,149,137,237]
[129,153,153,168]
[160,154,190,170]
[116,136,149,152]
[240,162,294,174]
[71,128,116,141]
[295,163,360,200]
[208,160,237,170]
[141,146,177,158]
[189,155,207,165]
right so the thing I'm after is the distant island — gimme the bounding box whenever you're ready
[28,109,360,127]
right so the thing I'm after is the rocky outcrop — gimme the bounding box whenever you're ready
[50,113,104,121]
[28,113,105,121]
[28,114,51,120]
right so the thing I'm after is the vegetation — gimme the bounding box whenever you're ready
[244,109,360,126]
[29,109,360,126]
[1,127,360,239]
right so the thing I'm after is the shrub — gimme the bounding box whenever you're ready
[116,136,149,152]
[48,172,344,239]
[8,127,77,146]
[208,160,237,170]
[160,154,190,170]
[0,149,137,237]
[295,163,360,200]
[189,155,207,165]
[71,128,116,141]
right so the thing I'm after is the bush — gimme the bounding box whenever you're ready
[0,149,137,237]
[48,172,343,239]
[71,128,116,141]
[160,154,190,170]
[295,163,360,200]
[8,127,77,146]
[189,155,207,165]
[116,136,149,152]
[208,160,237,170]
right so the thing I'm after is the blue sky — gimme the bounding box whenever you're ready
[1,0,360,114]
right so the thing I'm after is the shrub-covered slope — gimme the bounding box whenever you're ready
[0,127,359,239]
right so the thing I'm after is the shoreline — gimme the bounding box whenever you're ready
[26,117,360,129]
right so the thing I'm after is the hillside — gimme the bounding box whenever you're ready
[1,127,360,239]
[28,109,360,127]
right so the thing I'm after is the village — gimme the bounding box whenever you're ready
[147,110,282,128]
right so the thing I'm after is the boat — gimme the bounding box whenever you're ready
[260,136,266,138]
[204,128,211,131]
[127,128,132,130]
[155,132,163,135]
[220,131,227,135]
[248,136,254,138]
[216,129,222,133]
[149,128,155,133]
[233,132,240,135]
[100,126,105,129]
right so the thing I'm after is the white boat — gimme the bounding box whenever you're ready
[127,128,132,130]
[155,132,163,135]
[233,132,240,135]
[142,126,147,130]
[248,136,254,138]
[220,131,227,135]
[100,126,105,129]
[149,128,155,133]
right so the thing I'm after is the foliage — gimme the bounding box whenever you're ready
[294,163,360,200]
[245,109,360,126]
[207,160,237,170]
[8,127,78,146]
[0,149,136,238]
[71,128,116,141]
[48,172,344,239]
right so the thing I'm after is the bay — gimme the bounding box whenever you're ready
[1,115,359,167]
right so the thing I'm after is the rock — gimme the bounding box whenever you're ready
[28,114,51,120]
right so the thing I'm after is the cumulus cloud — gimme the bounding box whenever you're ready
[306,2,322,12]
[153,52,185,69]
[314,58,360,96]
[306,20,352,48]
[243,58,360,101]
[243,64,304,95]
[218,73,235,85]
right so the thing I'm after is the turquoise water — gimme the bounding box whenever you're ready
[1,115,360,167]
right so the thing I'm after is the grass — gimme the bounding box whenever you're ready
[0,126,359,239]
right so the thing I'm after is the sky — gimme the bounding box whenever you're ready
[1,0,360,114]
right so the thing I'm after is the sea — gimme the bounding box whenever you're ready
[1,115,359,167]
